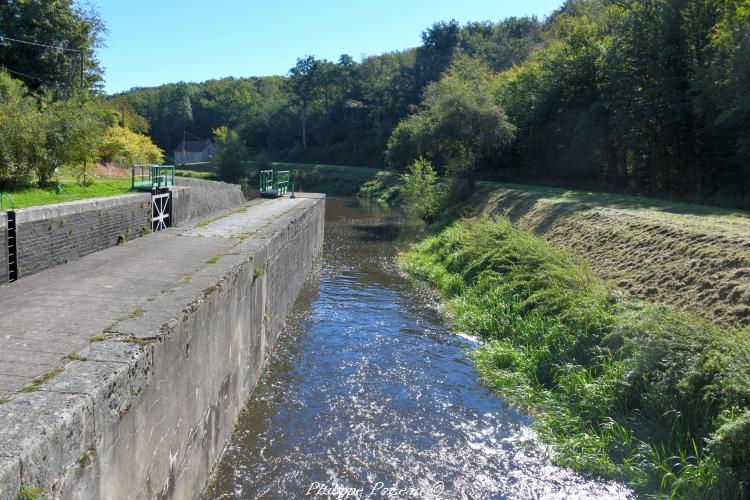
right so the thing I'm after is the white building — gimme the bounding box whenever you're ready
[174,139,214,164]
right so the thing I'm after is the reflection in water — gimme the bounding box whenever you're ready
[205,197,632,499]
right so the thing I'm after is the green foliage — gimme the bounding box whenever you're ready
[0,71,44,187]
[98,126,164,167]
[20,366,63,392]
[115,1,749,203]
[212,126,247,183]
[17,485,44,500]
[0,69,161,189]
[0,0,105,93]
[402,215,750,497]
[400,158,442,220]
[41,94,111,187]
[387,57,515,191]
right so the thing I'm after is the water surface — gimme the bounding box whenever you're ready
[205,197,631,499]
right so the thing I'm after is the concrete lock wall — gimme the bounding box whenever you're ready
[4,179,246,281]
[14,194,152,279]
[173,178,246,221]
[0,195,325,500]
[0,213,6,285]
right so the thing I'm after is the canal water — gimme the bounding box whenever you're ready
[205,197,631,499]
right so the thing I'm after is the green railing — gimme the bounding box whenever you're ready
[275,170,290,195]
[259,170,274,193]
[0,192,14,211]
[259,169,292,198]
[132,164,175,191]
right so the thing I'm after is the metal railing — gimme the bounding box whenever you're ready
[259,169,294,198]
[151,165,175,189]
[259,170,274,194]
[275,170,290,195]
[132,164,175,191]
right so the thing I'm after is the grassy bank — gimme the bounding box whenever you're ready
[401,216,750,498]
[469,182,750,330]
[3,178,133,209]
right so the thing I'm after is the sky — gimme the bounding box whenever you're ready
[93,0,564,94]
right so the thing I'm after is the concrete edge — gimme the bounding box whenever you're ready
[14,193,152,224]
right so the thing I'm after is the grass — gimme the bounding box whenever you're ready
[20,367,64,393]
[357,170,400,204]
[474,180,750,221]
[17,486,44,500]
[78,448,96,467]
[175,169,216,180]
[206,251,227,264]
[3,178,133,209]
[401,215,750,498]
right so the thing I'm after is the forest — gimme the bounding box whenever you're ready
[114,0,750,204]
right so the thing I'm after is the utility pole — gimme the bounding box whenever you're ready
[79,51,84,92]
[182,130,186,166]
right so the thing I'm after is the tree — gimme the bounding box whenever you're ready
[400,158,442,221]
[416,20,461,86]
[41,94,111,186]
[0,0,106,93]
[0,71,44,187]
[98,126,164,167]
[212,126,246,183]
[289,56,322,149]
[387,57,515,191]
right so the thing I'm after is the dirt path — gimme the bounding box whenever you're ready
[473,183,750,329]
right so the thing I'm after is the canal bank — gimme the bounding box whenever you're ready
[0,194,324,499]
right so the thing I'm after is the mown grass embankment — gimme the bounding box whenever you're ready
[401,216,750,498]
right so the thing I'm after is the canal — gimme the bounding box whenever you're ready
[205,197,631,499]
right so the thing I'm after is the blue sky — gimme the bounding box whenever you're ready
[93,0,563,94]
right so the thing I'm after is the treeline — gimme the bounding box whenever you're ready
[115,16,542,167]
[389,0,750,200]
[0,1,163,188]
[118,0,750,203]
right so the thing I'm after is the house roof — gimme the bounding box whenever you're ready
[174,139,211,153]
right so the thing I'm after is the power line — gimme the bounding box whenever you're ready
[2,66,54,85]
[0,34,86,90]
[0,35,82,53]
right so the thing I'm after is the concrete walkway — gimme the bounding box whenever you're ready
[0,195,320,396]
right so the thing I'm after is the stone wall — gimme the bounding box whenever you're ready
[173,177,246,221]
[0,213,6,285]
[169,186,192,227]
[0,195,325,499]
[14,194,152,279]
[1,180,246,283]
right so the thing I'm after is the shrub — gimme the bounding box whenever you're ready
[400,158,443,221]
